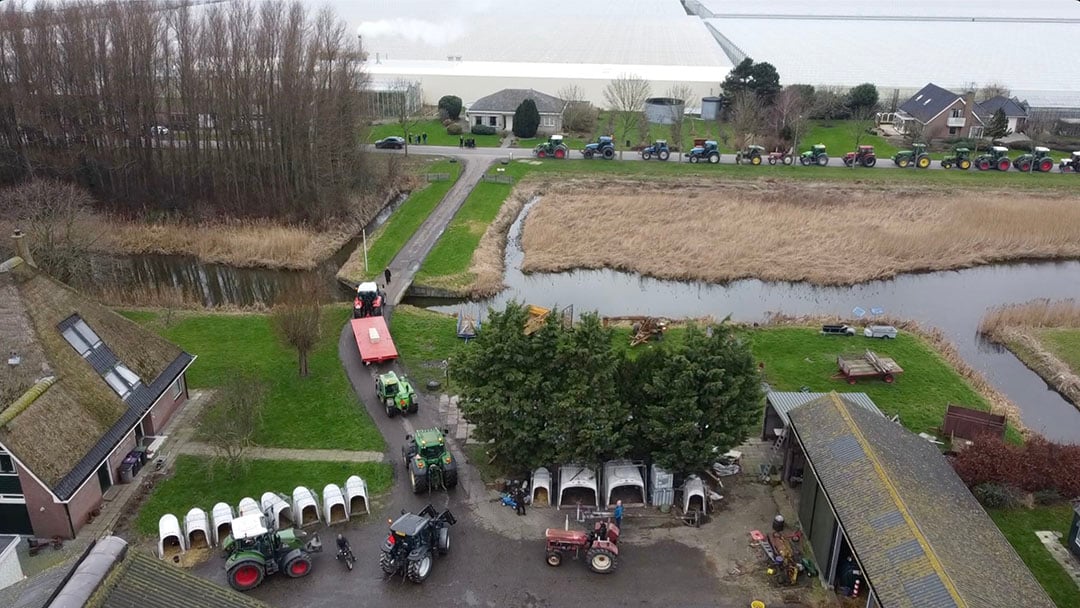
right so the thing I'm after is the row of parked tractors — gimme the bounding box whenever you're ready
[530,134,1080,173]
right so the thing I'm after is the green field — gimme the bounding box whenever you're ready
[123,305,384,451]
[369,119,502,148]
[1035,329,1080,373]
[990,504,1080,608]
[388,305,470,390]
[135,456,392,536]
[337,160,460,284]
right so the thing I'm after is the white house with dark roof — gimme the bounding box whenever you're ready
[975,95,1029,134]
[465,89,568,135]
[0,232,194,538]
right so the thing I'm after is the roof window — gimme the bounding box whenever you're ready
[61,319,102,356]
[104,363,142,400]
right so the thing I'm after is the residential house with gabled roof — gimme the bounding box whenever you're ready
[786,393,1054,608]
[974,95,1029,134]
[893,83,984,140]
[466,88,568,135]
[0,232,194,538]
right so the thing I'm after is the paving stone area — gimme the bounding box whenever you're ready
[1036,530,1080,587]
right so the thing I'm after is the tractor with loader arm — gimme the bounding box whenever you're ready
[379,504,456,584]
[1061,151,1080,173]
[843,145,877,168]
[800,144,829,166]
[545,520,621,574]
[940,147,972,170]
[685,140,720,164]
[221,513,323,592]
[533,134,569,159]
[892,143,931,168]
[582,136,616,160]
[375,371,417,417]
[735,145,766,165]
[640,140,670,161]
[974,146,1012,171]
[1013,146,1055,172]
[402,428,458,493]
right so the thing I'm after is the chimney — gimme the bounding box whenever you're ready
[11,229,36,268]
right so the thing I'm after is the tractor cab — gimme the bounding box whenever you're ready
[549,134,564,145]
[990,145,1010,160]
[1063,151,1080,172]
[911,143,927,154]
[389,512,430,540]
[353,282,383,319]
[954,147,971,159]
[596,135,612,145]
[1033,146,1051,159]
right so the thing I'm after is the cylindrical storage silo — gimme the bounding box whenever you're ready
[644,97,685,125]
[701,96,723,121]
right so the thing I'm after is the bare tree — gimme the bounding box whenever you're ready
[271,280,323,377]
[846,108,877,167]
[200,374,268,472]
[665,84,695,154]
[0,180,98,284]
[558,85,597,136]
[729,92,766,152]
[902,121,926,147]
[976,82,1011,103]
[390,78,423,156]
[604,74,651,159]
[770,86,810,152]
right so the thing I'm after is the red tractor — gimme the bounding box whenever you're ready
[544,521,620,574]
[842,145,877,168]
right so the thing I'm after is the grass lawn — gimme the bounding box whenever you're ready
[369,119,502,148]
[1035,328,1080,373]
[123,305,384,451]
[337,160,460,284]
[413,161,533,290]
[135,456,392,536]
[801,120,902,159]
[746,327,1024,441]
[389,305,469,390]
[990,504,1080,608]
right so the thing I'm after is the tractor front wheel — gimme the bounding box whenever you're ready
[406,552,433,583]
[799,156,810,166]
[554,147,566,159]
[768,157,777,166]
[978,160,991,171]
[641,151,651,160]
[586,548,618,574]
[227,562,265,591]
[583,151,593,159]
[546,550,563,567]
[940,160,951,169]
[385,400,396,417]
[537,150,546,158]
[898,157,910,168]
[1018,161,1031,172]
[284,555,312,578]
[438,528,451,555]
[689,155,699,164]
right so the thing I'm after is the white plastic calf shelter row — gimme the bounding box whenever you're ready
[557,465,598,509]
[323,484,348,524]
[261,491,293,528]
[292,486,320,527]
[157,514,186,559]
[345,475,369,516]
[184,508,210,550]
[602,460,646,507]
[238,497,261,518]
[531,467,552,507]
[211,502,234,545]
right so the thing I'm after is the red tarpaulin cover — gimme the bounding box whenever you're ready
[350,317,398,363]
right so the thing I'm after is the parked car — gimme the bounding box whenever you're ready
[151,125,169,136]
[375,136,406,149]
[863,325,898,339]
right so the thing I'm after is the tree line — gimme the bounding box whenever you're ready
[0,0,371,222]
[454,302,763,477]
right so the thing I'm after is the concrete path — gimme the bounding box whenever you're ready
[178,442,385,463]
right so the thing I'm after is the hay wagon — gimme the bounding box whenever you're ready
[834,351,903,384]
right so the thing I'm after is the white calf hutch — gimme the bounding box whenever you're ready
[183,508,210,550]
[210,502,234,546]
[531,467,552,507]
[292,486,320,527]
[261,491,294,528]
[238,497,261,518]
[602,460,646,507]
[557,465,598,509]
[323,484,348,524]
[345,476,369,516]
[157,514,186,560]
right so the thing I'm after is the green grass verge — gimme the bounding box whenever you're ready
[369,119,502,148]
[463,444,517,485]
[337,160,460,284]
[1035,328,1080,373]
[989,504,1080,608]
[389,305,468,390]
[413,161,533,290]
[123,305,384,451]
[135,456,392,536]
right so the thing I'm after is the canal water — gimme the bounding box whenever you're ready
[417,198,1080,442]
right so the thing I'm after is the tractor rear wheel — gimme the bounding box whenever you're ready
[227,562,265,591]
[917,155,930,168]
[708,152,719,164]
[1039,159,1053,172]
[864,156,877,168]
[546,550,563,567]
[998,159,1010,171]
[379,552,397,574]
[410,468,428,494]
[586,548,618,574]
[959,159,971,170]
[782,154,793,165]
[602,148,615,160]
[406,552,433,583]
[554,147,566,159]
[284,555,312,578]
[385,400,396,417]
[751,155,762,165]
[817,154,829,166]
[658,150,670,161]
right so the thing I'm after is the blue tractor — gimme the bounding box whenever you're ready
[640,140,670,161]
[582,136,616,160]
[685,140,720,164]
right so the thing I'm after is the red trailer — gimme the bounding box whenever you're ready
[350,317,398,364]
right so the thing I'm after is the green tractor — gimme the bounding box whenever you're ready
[892,143,931,168]
[973,146,1012,171]
[402,428,458,493]
[222,513,323,592]
[375,371,417,417]
[735,145,766,165]
[799,144,829,166]
[1012,146,1055,172]
[940,146,972,170]
[533,134,569,159]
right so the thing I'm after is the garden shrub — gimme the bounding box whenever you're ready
[446,123,463,135]
[952,436,1080,500]
[471,124,497,136]
[972,483,1022,509]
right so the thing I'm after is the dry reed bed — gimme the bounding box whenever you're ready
[467,190,537,297]
[978,299,1080,408]
[520,180,1080,285]
[765,314,1029,435]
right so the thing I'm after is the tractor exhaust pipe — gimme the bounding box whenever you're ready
[565,515,569,531]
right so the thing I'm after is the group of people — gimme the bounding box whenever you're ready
[458,136,478,148]
[409,133,428,145]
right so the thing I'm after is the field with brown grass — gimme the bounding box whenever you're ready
[520,179,1080,285]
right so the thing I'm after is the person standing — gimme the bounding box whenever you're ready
[459,135,464,148]
[384,267,392,285]
[515,487,527,516]
[613,500,623,529]
[422,132,428,144]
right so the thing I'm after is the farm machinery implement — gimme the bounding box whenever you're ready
[842,145,877,168]
[533,134,569,159]
[402,428,458,493]
[892,143,931,168]
[582,135,616,159]
[379,504,456,584]
[1013,146,1055,172]
[222,513,323,592]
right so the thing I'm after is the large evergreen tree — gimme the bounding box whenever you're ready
[846,83,879,115]
[722,58,782,104]
[438,95,463,120]
[513,99,541,138]
[987,108,1011,138]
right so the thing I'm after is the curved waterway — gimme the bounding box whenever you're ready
[417,198,1080,442]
